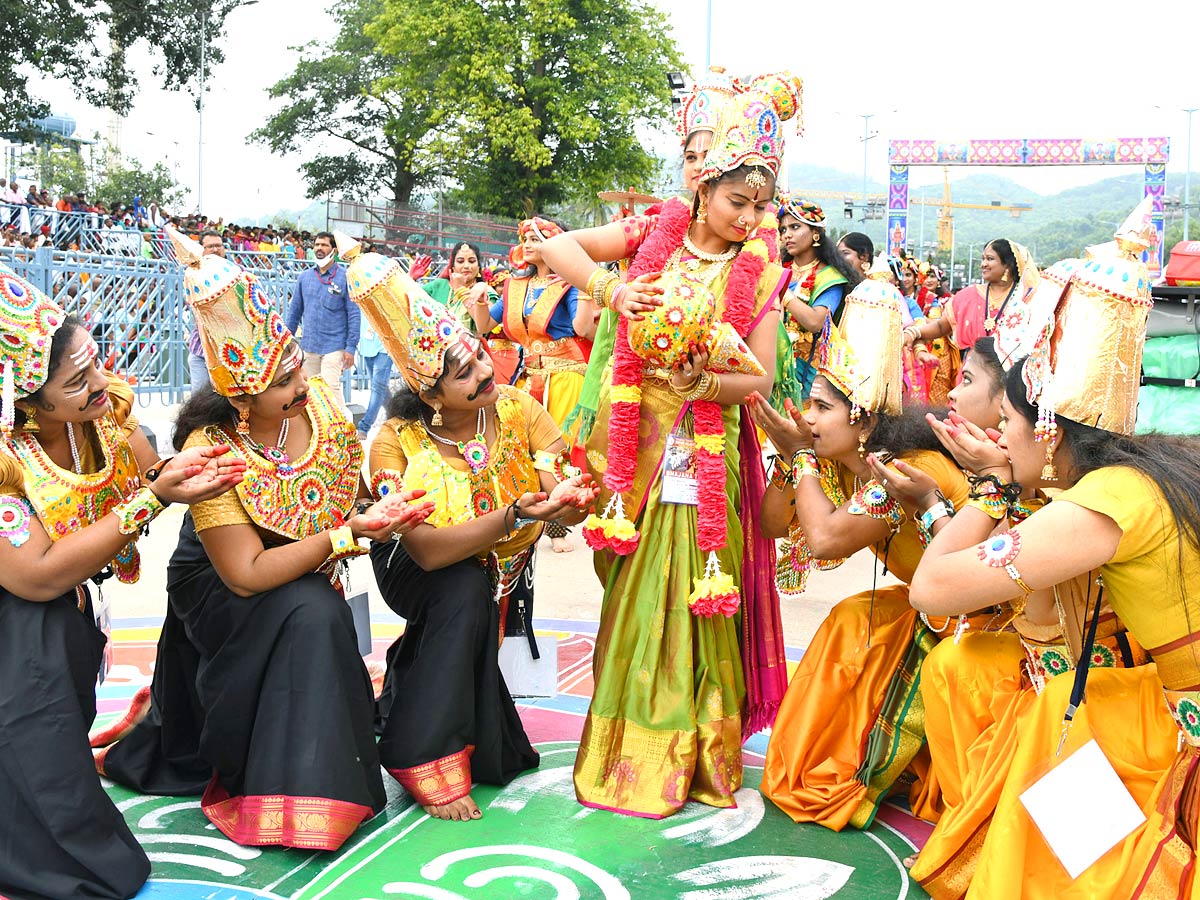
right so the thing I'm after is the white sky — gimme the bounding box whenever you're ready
[21,0,1200,219]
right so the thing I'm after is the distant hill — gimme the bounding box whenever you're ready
[784,162,1184,266]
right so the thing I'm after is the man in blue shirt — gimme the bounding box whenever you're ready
[284,231,359,409]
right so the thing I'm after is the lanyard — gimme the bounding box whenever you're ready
[1057,575,1105,756]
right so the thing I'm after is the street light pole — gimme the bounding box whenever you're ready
[860,113,875,227]
[1186,108,1197,241]
[198,7,207,215]
[705,0,713,70]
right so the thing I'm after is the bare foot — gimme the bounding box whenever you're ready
[423,794,482,822]
[551,536,573,553]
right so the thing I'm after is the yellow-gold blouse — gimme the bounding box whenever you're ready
[1057,465,1200,689]
[369,386,562,561]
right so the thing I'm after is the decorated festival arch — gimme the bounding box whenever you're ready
[886,137,1170,273]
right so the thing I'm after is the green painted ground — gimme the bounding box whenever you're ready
[109,740,928,900]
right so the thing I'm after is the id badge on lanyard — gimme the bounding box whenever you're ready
[660,429,699,506]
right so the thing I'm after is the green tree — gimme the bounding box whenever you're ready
[92,154,186,210]
[19,144,89,196]
[1,1,249,131]
[250,0,441,205]
[368,0,683,218]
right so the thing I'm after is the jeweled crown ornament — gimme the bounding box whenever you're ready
[1021,198,1154,436]
[698,71,803,185]
[334,231,470,394]
[168,226,293,398]
[816,255,903,420]
[676,66,737,143]
[0,263,66,437]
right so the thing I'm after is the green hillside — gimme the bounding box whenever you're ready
[785,163,1188,268]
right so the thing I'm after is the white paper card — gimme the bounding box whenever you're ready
[1019,738,1146,879]
[660,431,699,506]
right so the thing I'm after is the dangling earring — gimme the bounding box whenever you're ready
[858,432,868,459]
[431,402,444,427]
[237,407,251,435]
[21,406,38,433]
[1042,444,1059,482]
[695,199,708,224]
[811,232,821,247]
[1001,269,1010,283]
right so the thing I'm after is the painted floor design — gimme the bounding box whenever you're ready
[96,617,932,900]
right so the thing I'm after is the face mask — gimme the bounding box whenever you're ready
[315,252,335,268]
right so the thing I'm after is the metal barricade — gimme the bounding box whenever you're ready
[0,245,381,402]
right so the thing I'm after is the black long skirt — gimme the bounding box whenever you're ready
[370,541,539,805]
[0,589,150,900]
[104,514,386,850]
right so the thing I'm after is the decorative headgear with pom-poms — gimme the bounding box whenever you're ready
[510,217,565,269]
[334,231,472,394]
[776,193,826,229]
[168,226,295,398]
[698,71,803,185]
[0,263,66,438]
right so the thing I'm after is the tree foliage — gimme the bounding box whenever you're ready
[92,154,187,210]
[371,0,684,218]
[1,0,247,130]
[250,0,440,205]
[19,144,89,196]
[254,0,683,217]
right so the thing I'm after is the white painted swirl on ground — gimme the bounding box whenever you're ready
[674,855,854,900]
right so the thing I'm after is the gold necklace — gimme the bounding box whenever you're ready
[983,282,1016,333]
[668,246,730,291]
[682,230,738,269]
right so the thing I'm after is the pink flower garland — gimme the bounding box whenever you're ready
[597,194,770,590]
[603,198,693,498]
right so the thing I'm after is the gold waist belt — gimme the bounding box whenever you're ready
[487,338,521,352]
[526,356,587,376]
[528,337,577,355]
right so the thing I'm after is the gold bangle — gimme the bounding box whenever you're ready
[769,456,794,491]
[328,525,361,560]
[791,448,820,481]
[114,487,166,535]
[700,371,721,401]
[671,370,712,403]
[587,269,620,309]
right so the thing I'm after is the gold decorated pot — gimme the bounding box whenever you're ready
[626,269,716,369]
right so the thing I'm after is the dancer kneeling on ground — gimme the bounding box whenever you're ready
[0,266,245,900]
[101,228,429,851]
[339,233,598,822]
[755,279,977,832]
[909,209,1200,898]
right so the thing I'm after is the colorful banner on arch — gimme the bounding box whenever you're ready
[885,137,1170,273]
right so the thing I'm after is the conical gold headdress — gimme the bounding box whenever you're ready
[816,257,903,420]
[335,232,471,393]
[1020,199,1155,434]
[169,226,294,397]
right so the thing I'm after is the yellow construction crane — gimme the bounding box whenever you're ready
[798,166,1033,250]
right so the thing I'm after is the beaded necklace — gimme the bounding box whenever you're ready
[983,282,1017,333]
[66,423,82,474]
[237,418,295,477]
[422,407,491,475]
[682,229,739,270]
